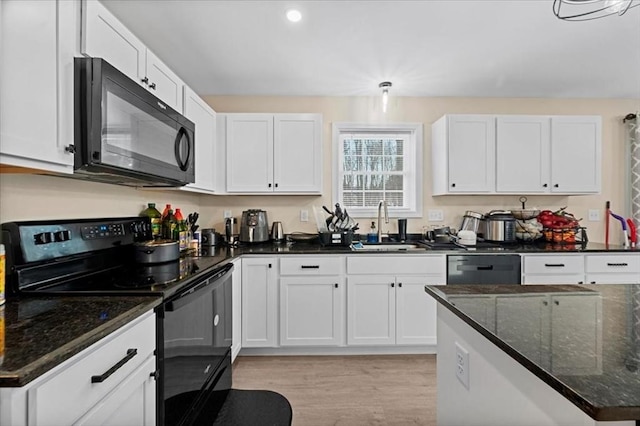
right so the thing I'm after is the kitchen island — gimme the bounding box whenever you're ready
[425,284,640,426]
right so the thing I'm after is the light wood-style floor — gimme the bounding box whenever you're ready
[232,355,437,426]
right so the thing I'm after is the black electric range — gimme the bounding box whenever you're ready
[1,217,234,426]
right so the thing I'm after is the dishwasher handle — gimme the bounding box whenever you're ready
[477,265,494,271]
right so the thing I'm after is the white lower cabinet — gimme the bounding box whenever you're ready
[241,257,278,348]
[0,310,156,426]
[280,276,344,346]
[346,255,445,346]
[279,256,345,346]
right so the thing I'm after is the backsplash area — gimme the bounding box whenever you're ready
[1,96,635,245]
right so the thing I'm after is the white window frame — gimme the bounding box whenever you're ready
[332,122,423,218]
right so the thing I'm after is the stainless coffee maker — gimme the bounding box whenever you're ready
[239,209,269,243]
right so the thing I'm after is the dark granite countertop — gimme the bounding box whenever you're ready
[206,237,636,255]
[425,284,640,421]
[0,296,161,387]
[1,238,634,389]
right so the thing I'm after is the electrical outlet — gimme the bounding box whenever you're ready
[588,209,600,222]
[300,209,309,222]
[223,210,232,219]
[428,209,444,222]
[455,342,470,389]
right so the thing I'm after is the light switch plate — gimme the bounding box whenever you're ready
[223,210,232,219]
[300,210,309,222]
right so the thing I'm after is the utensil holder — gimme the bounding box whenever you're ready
[319,231,354,246]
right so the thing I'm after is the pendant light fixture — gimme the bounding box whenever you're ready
[379,81,392,113]
[553,0,639,21]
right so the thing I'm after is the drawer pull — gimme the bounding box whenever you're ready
[300,265,320,269]
[91,348,138,383]
[477,265,494,271]
[606,263,628,267]
[544,263,565,267]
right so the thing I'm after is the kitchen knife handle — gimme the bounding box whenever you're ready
[91,348,137,383]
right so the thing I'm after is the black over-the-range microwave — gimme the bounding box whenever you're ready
[74,57,195,187]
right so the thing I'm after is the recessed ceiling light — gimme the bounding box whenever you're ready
[286,9,302,23]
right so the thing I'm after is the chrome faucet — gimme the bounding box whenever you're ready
[377,200,389,243]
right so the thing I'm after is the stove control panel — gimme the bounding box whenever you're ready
[2,217,151,264]
[81,223,126,240]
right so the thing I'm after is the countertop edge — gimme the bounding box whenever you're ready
[0,297,162,388]
[424,285,639,422]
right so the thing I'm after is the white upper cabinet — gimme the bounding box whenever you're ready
[225,113,322,194]
[496,116,551,193]
[0,0,76,173]
[82,0,184,112]
[181,86,217,193]
[550,116,601,193]
[432,115,496,194]
[433,114,601,195]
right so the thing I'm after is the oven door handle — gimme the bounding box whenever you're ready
[165,264,233,312]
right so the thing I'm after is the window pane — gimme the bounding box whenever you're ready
[363,139,383,156]
[383,156,403,171]
[343,139,362,155]
[364,175,384,190]
[384,139,404,156]
[343,174,364,190]
[343,156,362,171]
[364,192,385,207]
[385,175,404,190]
[385,192,404,207]
[364,155,383,172]
[343,192,363,207]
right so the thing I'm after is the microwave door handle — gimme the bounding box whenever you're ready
[174,127,191,172]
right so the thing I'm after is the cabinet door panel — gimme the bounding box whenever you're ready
[396,276,438,345]
[280,277,343,346]
[550,294,602,375]
[146,49,184,112]
[183,86,216,193]
[273,114,322,192]
[241,258,278,347]
[550,116,601,193]
[496,116,550,193]
[447,115,495,192]
[0,0,74,171]
[226,114,274,192]
[74,356,156,426]
[82,0,145,84]
[347,276,395,345]
[496,296,550,369]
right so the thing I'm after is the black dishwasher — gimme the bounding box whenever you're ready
[447,255,521,285]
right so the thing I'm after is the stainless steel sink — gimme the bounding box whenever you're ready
[350,242,424,252]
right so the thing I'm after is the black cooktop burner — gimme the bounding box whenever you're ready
[30,255,226,295]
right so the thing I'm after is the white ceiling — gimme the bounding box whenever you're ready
[102,0,640,99]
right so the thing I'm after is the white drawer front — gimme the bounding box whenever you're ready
[30,311,156,426]
[280,256,343,275]
[347,255,445,275]
[585,254,640,274]
[523,255,584,275]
